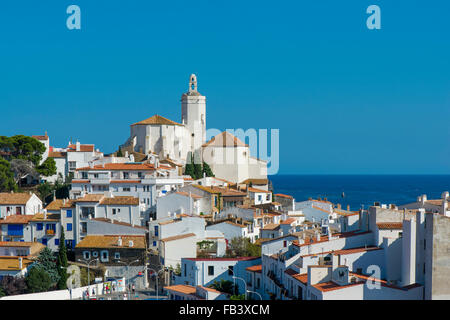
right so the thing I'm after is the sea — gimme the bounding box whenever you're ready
[269,175,450,211]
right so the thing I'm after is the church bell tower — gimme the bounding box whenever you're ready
[181,74,206,161]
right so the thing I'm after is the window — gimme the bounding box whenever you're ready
[283,240,287,248]
[228,266,233,276]
[112,209,117,215]
[256,278,260,289]
[114,252,120,260]
[69,161,76,170]
[7,225,23,236]
[81,207,95,218]
[83,251,91,259]
[42,238,47,246]
[123,187,131,192]
[154,226,159,237]
[123,172,129,179]
[184,264,187,277]
[92,251,98,257]
[66,210,72,218]
[258,195,262,202]
[55,239,60,246]
[208,266,214,276]
[65,240,73,249]
[81,172,88,179]
[67,223,72,231]
[153,241,157,247]
[37,223,43,231]
[100,250,109,262]
[94,173,99,179]
[16,207,22,215]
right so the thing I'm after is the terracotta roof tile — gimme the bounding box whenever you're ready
[74,194,105,202]
[160,233,196,242]
[274,193,293,199]
[132,114,183,127]
[99,196,139,206]
[0,193,33,205]
[67,144,95,152]
[0,256,35,271]
[377,222,403,230]
[45,199,75,211]
[48,151,66,158]
[261,223,280,230]
[75,235,146,249]
[164,284,197,295]
[0,215,35,224]
[202,131,248,148]
[246,264,262,273]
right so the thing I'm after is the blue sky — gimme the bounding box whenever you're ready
[0,0,449,174]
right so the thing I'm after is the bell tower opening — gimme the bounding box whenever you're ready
[189,74,198,93]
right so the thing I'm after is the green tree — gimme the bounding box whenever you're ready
[202,162,214,177]
[36,157,57,177]
[35,247,60,285]
[38,181,54,203]
[0,286,5,297]
[117,147,124,157]
[0,159,17,192]
[230,294,245,300]
[226,237,261,258]
[9,135,46,166]
[25,266,52,293]
[209,279,235,295]
[57,227,68,289]
[174,263,181,276]
[184,153,195,179]
[193,162,203,180]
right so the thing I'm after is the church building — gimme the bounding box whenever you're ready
[123,74,206,164]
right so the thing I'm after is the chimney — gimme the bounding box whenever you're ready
[43,210,47,220]
[337,203,341,210]
[347,205,350,211]
[111,218,114,224]
[316,232,320,242]
[76,141,81,152]
[117,236,122,246]
[19,257,23,270]
[421,194,427,206]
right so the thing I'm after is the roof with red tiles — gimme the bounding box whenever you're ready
[246,264,262,273]
[0,193,34,205]
[202,131,248,148]
[377,222,403,230]
[0,215,35,224]
[131,114,183,127]
[274,194,293,199]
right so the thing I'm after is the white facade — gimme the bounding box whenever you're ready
[202,132,267,184]
[175,257,261,295]
[0,193,43,218]
[125,74,206,164]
